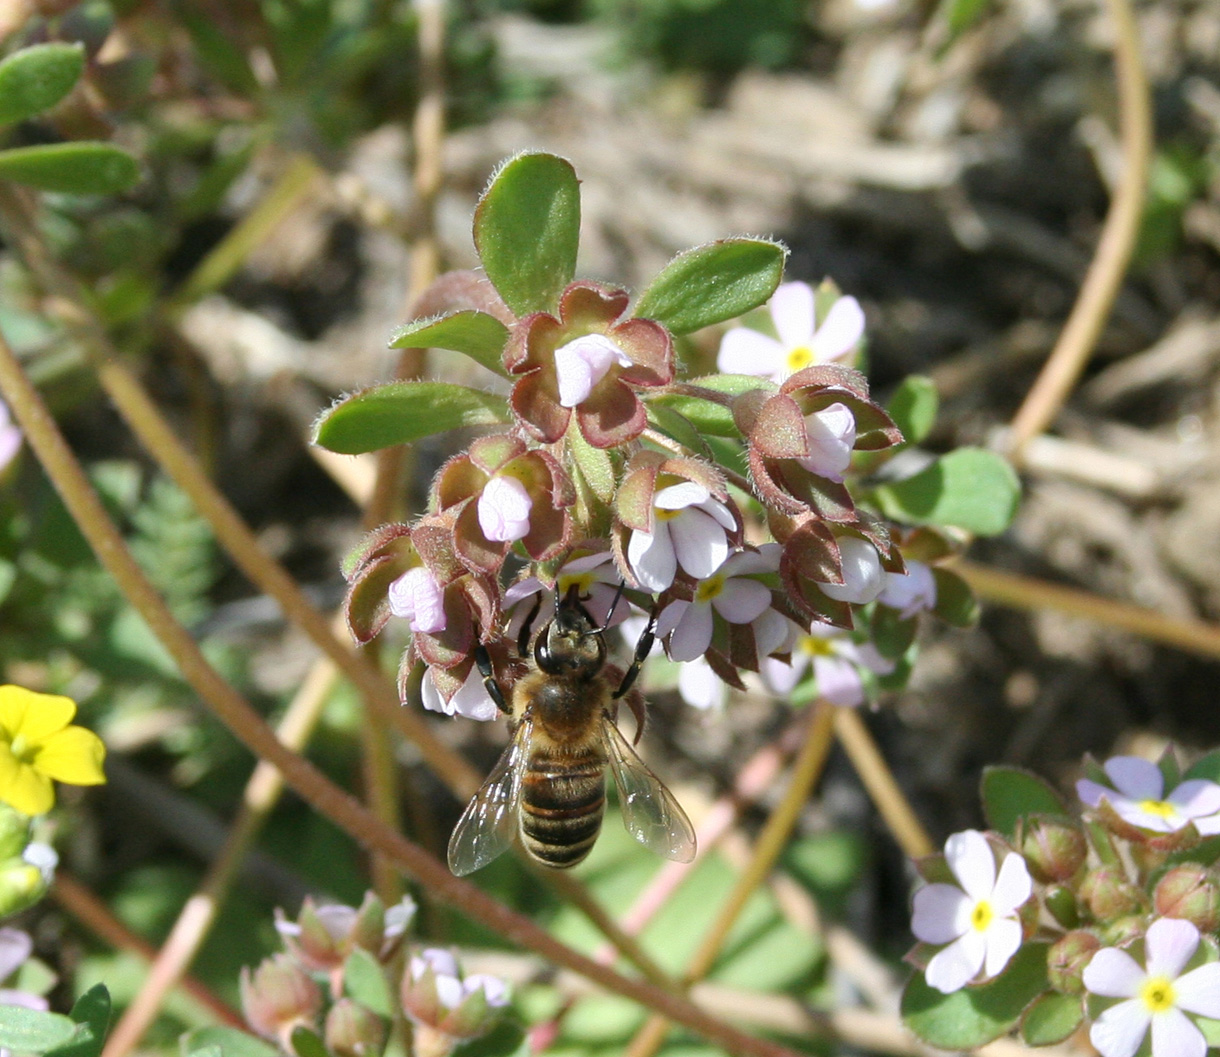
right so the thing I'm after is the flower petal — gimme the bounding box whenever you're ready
[924,931,987,994]
[1168,779,1220,820]
[1077,778,1113,809]
[668,603,714,662]
[711,577,771,624]
[798,402,856,482]
[981,917,1022,979]
[1149,1007,1207,1057]
[449,672,499,723]
[477,475,533,542]
[0,687,75,744]
[654,481,710,511]
[668,509,729,580]
[554,334,631,408]
[0,759,53,816]
[1104,757,1163,800]
[911,883,972,944]
[627,527,676,592]
[1144,917,1199,979]
[1084,948,1146,999]
[0,928,32,980]
[760,654,808,696]
[811,654,865,706]
[32,726,106,785]
[1089,999,1151,1057]
[810,295,865,361]
[769,282,815,349]
[990,853,1033,915]
[816,537,885,605]
[944,829,996,902]
[677,658,725,711]
[717,328,785,378]
[1175,962,1220,1018]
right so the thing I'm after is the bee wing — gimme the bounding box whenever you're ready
[447,717,531,876]
[602,718,696,863]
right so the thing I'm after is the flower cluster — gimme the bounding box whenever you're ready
[242,892,510,1057]
[905,748,1220,1057]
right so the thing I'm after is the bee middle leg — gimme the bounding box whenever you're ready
[474,643,511,715]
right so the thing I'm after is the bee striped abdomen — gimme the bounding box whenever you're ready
[520,752,606,868]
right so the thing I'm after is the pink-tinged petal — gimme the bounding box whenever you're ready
[924,931,987,994]
[1078,778,1114,809]
[911,884,972,943]
[0,929,32,980]
[0,990,47,1011]
[420,672,455,716]
[717,328,786,378]
[878,561,937,618]
[388,568,447,634]
[816,537,885,605]
[627,526,676,592]
[669,603,714,662]
[0,426,20,473]
[944,830,996,902]
[1175,963,1220,1018]
[798,403,856,482]
[449,672,499,722]
[854,641,896,677]
[810,296,865,361]
[723,546,780,576]
[991,853,1033,915]
[1150,1008,1207,1057]
[655,481,711,510]
[585,583,631,628]
[669,509,729,580]
[464,973,511,1008]
[811,655,865,706]
[1089,999,1151,1057]
[678,658,725,711]
[981,917,1022,978]
[1168,779,1220,819]
[554,334,632,408]
[760,654,808,696]
[655,600,688,640]
[1112,798,1181,832]
[1105,757,1164,800]
[712,577,771,624]
[700,495,738,532]
[1144,917,1200,979]
[752,608,790,659]
[1084,948,1146,999]
[770,282,815,348]
[477,475,533,542]
[1192,811,1220,836]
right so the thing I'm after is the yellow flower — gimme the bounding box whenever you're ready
[0,686,106,816]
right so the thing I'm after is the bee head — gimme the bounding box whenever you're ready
[535,583,607,677]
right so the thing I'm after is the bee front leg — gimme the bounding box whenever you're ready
[475,644,511,715]
[613,602,658,700]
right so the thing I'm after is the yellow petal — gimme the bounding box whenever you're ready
[0,687,76,744]
[33,726,106,786]
[0,751,53,816]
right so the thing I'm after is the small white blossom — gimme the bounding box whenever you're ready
[798,402,857,482]
[626,481,736,592]
[677,656,726,711]
[476,474,533,542]
[815,537,886,605]
[717,281,865,382]
[388,567,446,634]
[0,928,46,1011]
[910,829,1032,994]
[760,620,892,707]
[1084,917,1220,1057]
[554,334,632,407]
[661,550,774,662]
[878,560,937,618]
[1077,757,1220,836]
[408,948,510,1011]
[421,666,498,723]
[505,552,629,644]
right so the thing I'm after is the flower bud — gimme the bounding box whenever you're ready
[0,806,31,861]
[0,848,53,918]
[1153,864,1220,932]
[1019,818,1087,883]
[324,998,386,1057]
[1043,884,1081,929]
[1046,930,1100,994]
[1079,868,1144,922]
[240,954,322,1047]
[1099,914,1148,947]
[400,948,509,1043]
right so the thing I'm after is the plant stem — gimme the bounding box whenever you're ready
[0,327,805,1057]
[1005,0,1151,459]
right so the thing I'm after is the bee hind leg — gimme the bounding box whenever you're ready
[474,644,511,715]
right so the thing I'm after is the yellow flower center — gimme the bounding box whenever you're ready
[655,507,682,522]
[796,635,836,657]
[1140,975,1176,1013]
[558,571,596,595]
[696,575,726,603]
[1139,799,1177,819]
[970,900,994,932]
[786,346,814,371]
[7,734,33,765]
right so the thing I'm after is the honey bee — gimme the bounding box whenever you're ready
[447,584,697,875]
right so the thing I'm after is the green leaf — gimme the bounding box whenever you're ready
[343,948,393,1018]
[388,311,510,377]
[886,375,938,445]
[649,374,772,437]
[44,985,111,1057]
[289,1026,330,1057]
[473,152,579,316]
[0,43,85,128]
[871,447,1020,536]
[312,381,511,455]
[1184,750,1220,784]
[633,238,787,335]
[901,942,1050,1049]
[0,143,140,195]
[937,0,992,42]
[644,402,709,458]
[180,1026,281,1057]
[1020,992,1083,1047]
[454,1020,528,1057]
[0,1007,77,1053]
[980,767,1072,839]
[931,567,978,627]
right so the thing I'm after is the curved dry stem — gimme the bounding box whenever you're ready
[1005,0,1152,459]
[0,328,803,1057]
[624,702,838,1057]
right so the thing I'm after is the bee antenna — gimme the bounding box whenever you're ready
[596,580,628,633]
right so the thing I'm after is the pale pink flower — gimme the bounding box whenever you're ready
[798,402,857,482]
[1077,757,1220,836]
[505,552,630,644]
[0,401,20,475]
[878,560,937,618]
[626,481,736,592]
[387,567,447,634]
[476,475,533,543]
[421,666,498,722]
[760,620,892,707]
[554,334,633,408]
[661,550,774,662]
[815,537,885,605]
[717,281,865,382]
[677,656,726,711]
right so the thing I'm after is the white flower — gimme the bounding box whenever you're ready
[1077,757,1220,836]
[421,666,498,723]
[0,928,46,1011]
[661,550,774,662]
[878,560,937,618]
[0,401,21,475]
[408,948,511,1011]
[760,620,892,707]
[910,829,1032,994]
[717,281,865,382]
[626,481,737,592]
[388,567,447,634]
[1084,917,1220,1057]
[677,656,726,711]
[476,474,533,542]
[815,537,886,605]
[505,552,629,644]
[554,334,632,408]
[797,402,857,482]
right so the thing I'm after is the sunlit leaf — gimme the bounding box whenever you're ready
[0,43,85,128]
[871,447,1020,536]
[0,142,140,195]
